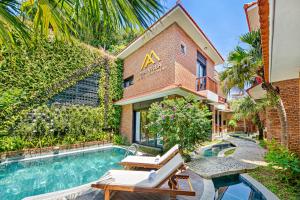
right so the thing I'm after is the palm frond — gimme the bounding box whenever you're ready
[220,30,262,94]
[0,0,30,45]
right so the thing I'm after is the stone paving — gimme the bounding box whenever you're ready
[227,137,267,166]
[188,136,266,178]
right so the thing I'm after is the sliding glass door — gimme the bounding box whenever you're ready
[134,109,162,148]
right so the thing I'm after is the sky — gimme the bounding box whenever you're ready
[163,0,251,71]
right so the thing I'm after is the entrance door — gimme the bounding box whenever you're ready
[134,110,162,148]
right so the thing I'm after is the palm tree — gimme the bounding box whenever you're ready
[220,30,288,145]
[231,96,268,140]
[0,0,30,44]
[1,0,164,45]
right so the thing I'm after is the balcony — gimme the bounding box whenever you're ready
[196,76,217,94]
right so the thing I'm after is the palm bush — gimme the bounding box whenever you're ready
[1,0,164,45]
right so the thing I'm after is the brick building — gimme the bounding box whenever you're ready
[115,4,230,148]
[245,0,300,156]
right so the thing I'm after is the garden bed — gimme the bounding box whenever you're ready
[249,166,300,200]
[0,140,112,162]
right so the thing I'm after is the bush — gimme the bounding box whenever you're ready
[265,140,300,187]
[146,96,211,154]
[112,134,129,145]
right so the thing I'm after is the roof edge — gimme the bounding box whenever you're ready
[244,2,258,31]
[117,4,224,63]
[257,0,270,83]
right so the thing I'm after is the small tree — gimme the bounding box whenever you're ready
[146,96,212,154]
[230,96,268,140]
[228,119,237,132]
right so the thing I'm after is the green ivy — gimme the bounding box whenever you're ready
[0,37,124,138]
[0,104,116,152]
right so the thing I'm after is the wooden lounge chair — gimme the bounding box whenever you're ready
[119,144,179,169]
[92,153,195,200]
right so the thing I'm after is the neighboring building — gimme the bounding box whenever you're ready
[245,0,300,156]
[115,4,230,148]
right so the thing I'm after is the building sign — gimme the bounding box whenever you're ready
[139,50,165,80]
[141,50,160,70]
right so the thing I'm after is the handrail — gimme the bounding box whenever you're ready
[195,76,217,93]
[124,143,138,157]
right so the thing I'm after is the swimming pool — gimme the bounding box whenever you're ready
[213,174,266,200]
[202,142,234,157]
[0,147,128,200]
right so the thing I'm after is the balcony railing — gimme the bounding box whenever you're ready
[196,76,217,93]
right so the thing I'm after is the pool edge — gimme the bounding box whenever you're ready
[240,173,280,200]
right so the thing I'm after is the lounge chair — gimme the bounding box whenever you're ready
[119,144,179,169]
[92,153,195,200]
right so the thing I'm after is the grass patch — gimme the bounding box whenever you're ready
[258,139,267,148]
[249,166,300,200]
[224,148,235,156]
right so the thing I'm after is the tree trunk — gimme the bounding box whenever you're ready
[275,98,288,146]
[262,83,288,146]
[255,113,264,140]
[243,119,247,133]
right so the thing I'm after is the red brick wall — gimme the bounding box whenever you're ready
[120,104,133,142]
[123,23,217,99]
[122,24,178,99]
[174,24,215,88]
[266,78,300,156]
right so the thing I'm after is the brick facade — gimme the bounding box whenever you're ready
[265,78,300,156]
[120,104,133,142]
[122,23,215,100]
[120,23,220,140]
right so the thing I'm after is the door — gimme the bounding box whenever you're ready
[134,109,161,148]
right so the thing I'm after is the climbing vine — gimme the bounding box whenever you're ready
[0,37,123,138]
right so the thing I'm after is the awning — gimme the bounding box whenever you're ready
[114,84,205,105]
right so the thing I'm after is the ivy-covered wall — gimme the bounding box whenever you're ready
[0,38,123,150]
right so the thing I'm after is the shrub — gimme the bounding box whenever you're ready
[113,134,129,145]
[228,119,237,132]
[146,96,212,154]
[265,140,300,187]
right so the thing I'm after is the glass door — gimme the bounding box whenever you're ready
[134,109,161,148]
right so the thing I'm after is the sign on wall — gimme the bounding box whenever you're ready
[141,50,160,70]
[139,50,165,80]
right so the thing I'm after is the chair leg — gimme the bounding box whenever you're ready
[104,189,110,200]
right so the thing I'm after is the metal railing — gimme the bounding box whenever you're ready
[196,76,217,93]
[124,143,139,157]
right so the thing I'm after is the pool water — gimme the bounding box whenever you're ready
[203,143,234,157]
[213,174,265,200]
[0,147,127,200]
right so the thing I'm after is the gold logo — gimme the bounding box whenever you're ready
[141,50,160,70]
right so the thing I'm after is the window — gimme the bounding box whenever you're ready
[180,42,186,55]
[123,76,134,88]
[196,51,207,78]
